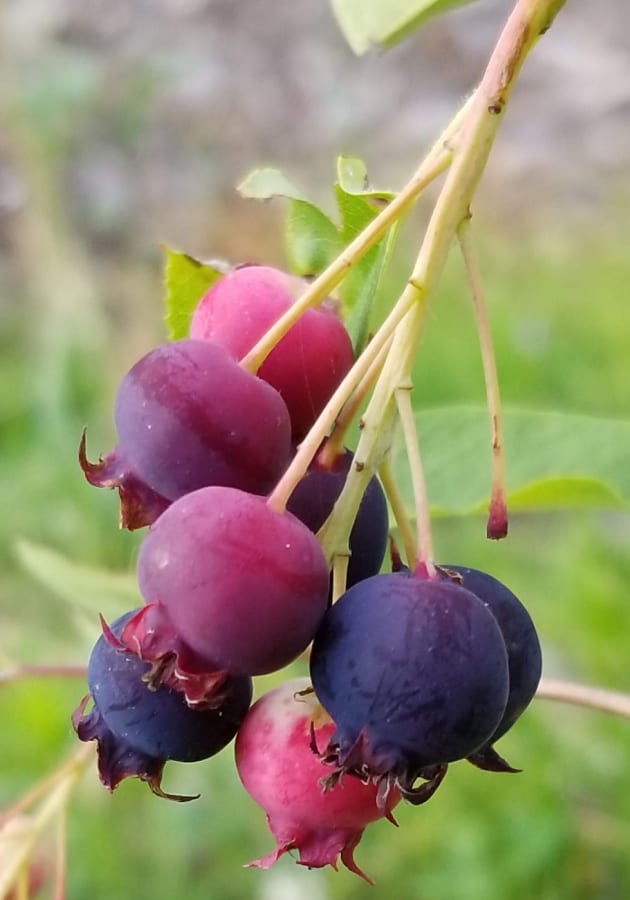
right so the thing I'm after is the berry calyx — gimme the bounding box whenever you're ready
[72,610,252,799]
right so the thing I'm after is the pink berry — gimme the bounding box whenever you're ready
[135,487,330,678]
[234,677,400,884]
[189,265,354,439]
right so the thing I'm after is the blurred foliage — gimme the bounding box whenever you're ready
[1,3,630,898]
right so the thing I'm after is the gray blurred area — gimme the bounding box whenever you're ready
[1,0,629,300]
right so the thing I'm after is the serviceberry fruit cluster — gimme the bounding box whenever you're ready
[74,262,541,881]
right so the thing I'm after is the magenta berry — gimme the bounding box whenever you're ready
[189,265,354,439]
[309,571,510,801]
[286,448,389,591]
[73,610,252,798]
[235,678,400,883]
[80,339,292,528]
[133,486,330,682]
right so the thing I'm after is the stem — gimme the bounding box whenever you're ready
[0,665,87,686]
[317,0,566,570]
[241,94,477,375]
[266,287,418,513]
[378,459,417,571]
[536,679,630,719]
[320,334,394,467]
[457,216,508,539]
[331,554,350,604]
[395,386,436,577]
[0,746,92,899]
[52,806,67,900]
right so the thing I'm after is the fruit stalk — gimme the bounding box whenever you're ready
[317,0,567,567]
[457,216,508,539]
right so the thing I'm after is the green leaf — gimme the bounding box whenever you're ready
[337,156,395,201]
[163,247,223,341]
[335,158,397,353]
[238,166,341,277]
[15,540,138,624]
[237,167,307,202]
[392,407,630,515]
[330,0,480,54]
[285,200,342,276]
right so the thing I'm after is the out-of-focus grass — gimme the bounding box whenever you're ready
[1,221,630,899]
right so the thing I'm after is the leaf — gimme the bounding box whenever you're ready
[392,407,630,515]
[285,200,342,276]
[238,167,341,277]
[335,158,397,353]
[163,247,223,341]
[330,0,480,54]
[15,540,138,624]
[337,156,395,201]
[237,167,307,202]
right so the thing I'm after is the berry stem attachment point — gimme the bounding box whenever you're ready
[395,385,437,579]
[457,215,508,539]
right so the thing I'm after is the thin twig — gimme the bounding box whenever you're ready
[536,679,630,719]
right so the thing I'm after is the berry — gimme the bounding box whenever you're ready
[189,265,355,439]
[309,571,510,800]
[438,564,542,761]
[286,448,389,591]
[132,485,330,681]
[80,339,292,528]
[72,610,252,797]
[235,678,400,883]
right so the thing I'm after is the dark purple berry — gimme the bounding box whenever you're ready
[438,565,542,755]
[309,571,509,801]
[80,339,292,528]
[286,449,388,591]
[73,610,252,798]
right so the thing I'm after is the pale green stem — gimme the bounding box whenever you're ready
[0,746,92,899]
[331,554,350,604]
[53,806,67,900]
[395,385,436,577]
[536,679,630,719]
[317,0,567,570]
[266,289,418,513]
[320,334,394,468]
[378,458,417,571]
[457,216,508,539]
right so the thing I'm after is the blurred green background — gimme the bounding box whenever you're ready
[1,1,630,898]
